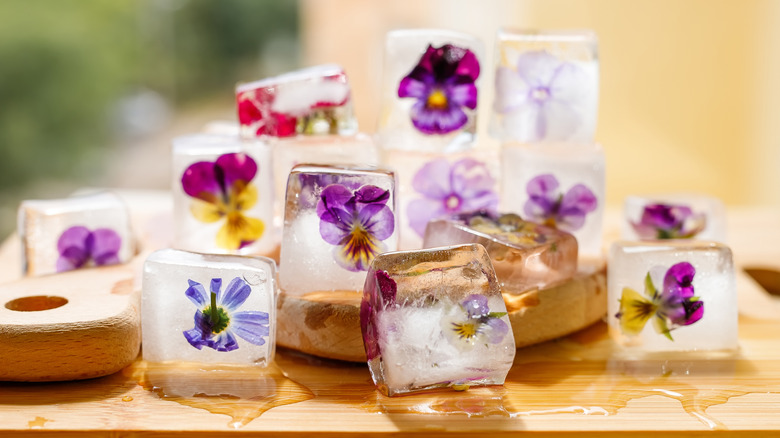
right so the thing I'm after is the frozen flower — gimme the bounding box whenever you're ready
[443,294,509,351]
[457,210,548,247]
[398,44,480,135]
[181,152,265,250]
[616,262,704,341]
[361,270,397,361]
[408,158,498,237]
[183,277,270,351]
[523,174,597,232]
[494,50,590,142]
[56,225,122,272]
[631,203,706,240]
[318,184,395,272]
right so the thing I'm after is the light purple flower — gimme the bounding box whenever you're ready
[494,50,590,141]
[443,294,509,350]
[616,262,703,341]
[317,184,395,272]
[56,225,122,272]
[360,270,397,361]
[183,277,270,352]
[631,203,706,240]
[408,158,498,237]
[398,44,480,135]
[523,174,597,232]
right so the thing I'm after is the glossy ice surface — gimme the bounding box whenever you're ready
[621,194,727,242]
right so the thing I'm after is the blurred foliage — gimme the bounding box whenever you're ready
[0,0,298,235]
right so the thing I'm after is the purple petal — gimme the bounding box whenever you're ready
[407,198,448,238]
[539,99,582,140]
[354,185,390,205]
[485,317,509,344]
[462,294,489,318]
[375,270,397,305]
[557,210,587,232]
[220,277,252,311]
[453,48,480,82]
[411,159,452,200]
[358,203,395,241]
[319,207,354,245]
[559,184,598,220]
[515,50,562,88]
[210,330,239,352]
[185,279,208,307]
[495,66,530,113]
[680,299,704,326]
[57,225,90,256]
[215,153,257,191]
[526,174,560,200]
[449,158,497,201]
[183,310,213,350]
[409,101,468,135]
[361,299,380,360]
[316,184,355,218]
[231,311,270,346]
[631,221,659,240]
[181,161,221,202]
[642,204,684,229]
[448,83,477,109]
[398,75,431,99]
[663,262,696,299]
[89,228,122,266]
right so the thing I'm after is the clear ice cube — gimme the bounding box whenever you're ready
[608,240,738,353]
[172,133,276,255]
[361,244,516,396]
[278,164,398,295]
[142,248,276,365]
[621,194,727,242]
[423,211,578,294]
[236,64,357,138]
[490,29,599,143]
[501,142,605,257]
[17,191,134,276]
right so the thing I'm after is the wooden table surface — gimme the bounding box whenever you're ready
[1,193,779,437]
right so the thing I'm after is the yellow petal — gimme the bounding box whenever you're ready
[617,287,657,336]
[190,199,223,223]
[232,182,258,211]
[216,212,265,250]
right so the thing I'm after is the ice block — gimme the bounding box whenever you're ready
[622,194,727,242]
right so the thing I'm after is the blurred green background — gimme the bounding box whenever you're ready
[0,0,299,237]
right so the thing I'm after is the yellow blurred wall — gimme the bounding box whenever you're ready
[301,0,780,207]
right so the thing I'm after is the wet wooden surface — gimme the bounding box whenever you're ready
[1,195,779,436]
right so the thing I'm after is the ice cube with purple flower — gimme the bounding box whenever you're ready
[622,194,726,242]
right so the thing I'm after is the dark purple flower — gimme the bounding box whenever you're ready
[181,152,264,250]
[317,184,395,272]
[56,225,122,272]
[631,203,706,240]
[523,174,597,232]
[183,277,270,352]
[361,270,398,361]
[408,158,498,237]
[398,44,480,135]
[616,261,703,341]
[443,294,509,351]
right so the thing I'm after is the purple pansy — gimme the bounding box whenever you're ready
[183,277,270,352]
[56,225,122,272]
[361,270,397,361]
[443,294,509,351]
[616,262,704,341]
[631,203,706,240]
[181,152,264,250]
[317,184,395,272]
[523,174,597,232]
[408,158,498,237]
[494,50,590,142]
[398,44,480,135]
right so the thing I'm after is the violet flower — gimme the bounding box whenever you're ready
[631,203,706,240]
[443,294,509,351]
[181,152,265,250]
[183,277,270,352]
[616,262,704,341]
[56,225,122,272]
[408,158,498,237]
[317,184,395,272]
[398,44,480,135]
[494,50,590,142]
[523,174,597,232]
[361,270,397,361]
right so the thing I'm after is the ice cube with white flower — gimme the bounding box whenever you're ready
[278,164,397,295]
[608,240,737,353]
[17,191,134,276]
[621,194,727,242]
[142,248,276,365]
[361,244,516,396]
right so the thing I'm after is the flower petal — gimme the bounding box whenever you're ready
[219,276,252,311]
[185,279,208,307]
[461,294,489,318]
[484,317,509,344]
[183,310,213,350]
[448,83,477,110]
[237,91,262,125]
[317,184,355,218]
[361,299,381,360]
[319,207,353,245]
[616,287,656,336]
[231,311,270,346]
[354,185,390,205]
[211,330,240,352]
[449,158,498,203]
[89,228,122,266]
[663,262,696,299]
[398,75,431,99]
[409,101,468,135]
[215,153,257,191]
[333,227,386,272]
[515,50,562,88]
[547,61,590,106]
[182,161,221,203]
[540,99,582,141]
[358,203,395,241]
[411,159,452,200]
[494,66,530,113]
[375,270,397,305]
[189,199,224,223]
[407,197,448,238]
[216,213,265,250]
[453,47,480,82]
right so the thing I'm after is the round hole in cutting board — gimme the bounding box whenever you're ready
[5,295,68,312]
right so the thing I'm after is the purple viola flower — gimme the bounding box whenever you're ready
[361,270,397,361]
[494,50,591,142]
[443,294,509,351]
[398,44,480,135]
[183,277,270,352]
[523,173,597,232]
[631,203,706,240]
[317,184,395,272]
[408,158,498,237]
[181,152,264,250]
[616,261,703,341]
[56,225,122,272]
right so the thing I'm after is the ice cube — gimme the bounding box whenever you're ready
[500,142,605,257]
[377,29,485,153]
[142,248,276,365]
[621,194,727,242]
[490,29,599,143]
[608,240,738,352]
[17,191,134,276]
[361,244,516,396]
[236,64,357,138]
[172,133,276,255]
[278,164,397,295]
[423,211,578,293]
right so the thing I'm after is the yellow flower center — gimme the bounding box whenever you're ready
[451,321,479,340]
[426,90,448,109]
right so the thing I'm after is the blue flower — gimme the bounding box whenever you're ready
[183,277,270,352]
